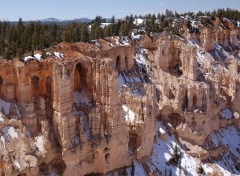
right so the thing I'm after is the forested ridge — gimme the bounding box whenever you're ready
[0,8,239,59]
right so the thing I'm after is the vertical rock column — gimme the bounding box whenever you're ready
[196,84,203,109]
[52,63,73,151]
[187,84,194,111]
[188,57,198,81]
[174,84,186,111]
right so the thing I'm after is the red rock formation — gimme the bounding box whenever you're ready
[0,22,239,175]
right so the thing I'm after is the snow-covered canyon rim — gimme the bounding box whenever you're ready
[0,13,239,176]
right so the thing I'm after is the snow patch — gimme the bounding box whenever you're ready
[40,97,45,110]
[7,126,18,139]
[14,104,21,118]
[237,21,240,28]
[134,160,146,176]
[209,125,240,158]
[114,37,129,46]
[73,91,91,106]
[1,136,5,148]
[13,160,21,170]
[202,164,214,174]
[0,98,11,115]
[107,42,113,47]
[119,74,126,91]
[122,105,135,123]
[196,49,206,64]
[220,108,232,119]
[159,127,166,134]
[2,126,18,140]
[46,52,51,56]
[214,43,228,57]
[131,32,141,40]
[207,125,240,174]
[190,20,197,29]
[80,111,91,140]
[54,51,64,59]
[35,135,44,154]
[133,18,144,26]
[100,23,111,28]
[24,54,42,62]
[150,122,199,176]
[0,113,4,122]
[34,53,41,60]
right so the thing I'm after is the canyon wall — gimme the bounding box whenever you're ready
[0,23,239,175]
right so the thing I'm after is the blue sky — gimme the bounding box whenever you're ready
[0,0,239,21]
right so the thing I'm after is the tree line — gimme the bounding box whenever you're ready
[0,8,239,59]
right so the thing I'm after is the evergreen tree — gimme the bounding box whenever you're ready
[80,24,89,42]
[110,15,115,23]
[16,48,23,58]
[3,47,10,59]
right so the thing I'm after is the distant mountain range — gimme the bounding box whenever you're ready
[40,18,92,23]
[8,17,113,24]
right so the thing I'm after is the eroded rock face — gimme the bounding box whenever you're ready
[0,24,239,176]
[0,38,142,176]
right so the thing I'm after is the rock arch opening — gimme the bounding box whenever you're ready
[103,147,110,153]
[39,162,48,175]
[49,158,66,176]
[74,63,88,92]
[105,153,110,163]
[124,56,128,70]
[128,131,142,154]
[116,56,120,72]
[169,59,183,77]
[46,76,51,98]
[73,63,92,109]
[193,93,197,108]
[31,75,40,97]
[168,113,185,129]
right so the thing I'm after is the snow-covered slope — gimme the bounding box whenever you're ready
[108,122,240,176]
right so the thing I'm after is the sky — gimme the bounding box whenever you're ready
[0,0,239,21]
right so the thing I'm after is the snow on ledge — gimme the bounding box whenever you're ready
[133,18,144,26]
[0,113,4,122]
[54,51,64,59]
[1,136,5,148]
[131,32,141,40]
[24,54,42,62]
[13,160,21,170]
[7,126,18,139]
[2,126,18,142]
[35,135,45,154]
[159,127,166,134]
[220,108,232,119]
[122,104,135,123]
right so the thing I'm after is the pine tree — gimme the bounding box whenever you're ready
[31,49,34,57]
[0,36,5,55]
[62,30,71,42]
[16,48,23,58]
[111,15,115,23]
[80,24,89,42]
[3,47,10,59]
